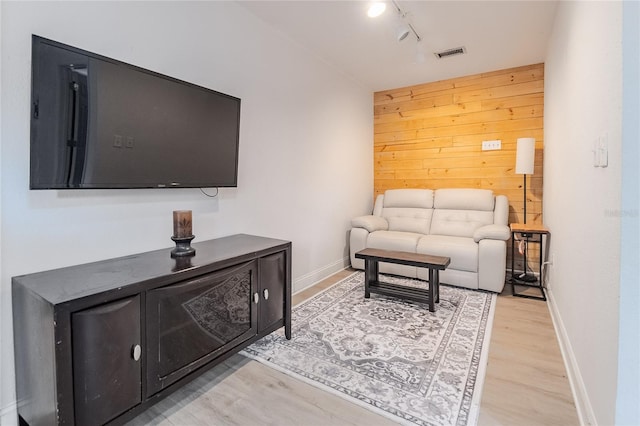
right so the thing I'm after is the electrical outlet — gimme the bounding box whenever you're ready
[482,140,502,151]
[113,135,123,148]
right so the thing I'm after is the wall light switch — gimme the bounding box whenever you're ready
[598,134,608,167]
[593,134,609,168]
[482,140,502,151]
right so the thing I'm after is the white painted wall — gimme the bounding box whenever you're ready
[0,1,373,422]
[544,2,623,425]
[0,2,5,424]
[616,1,640,424]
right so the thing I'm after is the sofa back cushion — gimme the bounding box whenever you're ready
[381,189,433,234]
[430,189,495,238]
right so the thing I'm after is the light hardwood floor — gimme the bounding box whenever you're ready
[127,269,579,426]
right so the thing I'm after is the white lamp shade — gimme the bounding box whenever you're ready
[515,137,535,175]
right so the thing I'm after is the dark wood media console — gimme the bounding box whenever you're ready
[12,234,292,426]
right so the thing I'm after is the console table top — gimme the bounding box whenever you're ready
[510,223,549,234]
[12,234,290,305]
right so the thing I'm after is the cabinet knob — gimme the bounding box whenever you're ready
[263,289,269,300]
[132,344,142,361]
[253,292,259,304]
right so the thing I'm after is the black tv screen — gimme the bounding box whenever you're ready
[30,35,241,189]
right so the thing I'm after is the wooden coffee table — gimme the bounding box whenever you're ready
[355,248,451,312]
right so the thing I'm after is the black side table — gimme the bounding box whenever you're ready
[510,223,550,300]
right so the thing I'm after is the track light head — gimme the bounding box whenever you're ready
[397,25,410,42]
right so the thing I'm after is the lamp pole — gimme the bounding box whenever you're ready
[523,173,527,224]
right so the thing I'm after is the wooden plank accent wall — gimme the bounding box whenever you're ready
[373,63,544,226]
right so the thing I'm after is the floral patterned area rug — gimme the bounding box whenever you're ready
[241,271,496,426]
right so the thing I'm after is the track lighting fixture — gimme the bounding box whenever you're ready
[391,0,422,43]
[367,1,425,63]
[397,24,410,42]
[415,39,427,64]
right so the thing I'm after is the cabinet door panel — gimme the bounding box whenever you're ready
[146,260,257,395]
[259,252,285,331]
[72,295,141,426]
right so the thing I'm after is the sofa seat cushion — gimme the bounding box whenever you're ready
[416,235,478,273]
[368,230,422,253]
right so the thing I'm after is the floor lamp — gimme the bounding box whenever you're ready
[515,137,537,282]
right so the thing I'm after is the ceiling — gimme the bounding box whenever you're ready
[240,1,558,92]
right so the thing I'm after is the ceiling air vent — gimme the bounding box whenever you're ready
[434,46,466,59]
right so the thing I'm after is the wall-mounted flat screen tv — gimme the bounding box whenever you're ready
[30,35,241,189]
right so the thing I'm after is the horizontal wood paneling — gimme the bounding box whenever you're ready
[373,63,545,227]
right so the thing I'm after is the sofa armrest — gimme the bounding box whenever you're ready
[351,215,388,233]
[473,224,510,243]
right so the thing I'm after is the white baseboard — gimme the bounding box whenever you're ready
[292,256,351,294]
[0,400,17,426]
[546,289,597,426]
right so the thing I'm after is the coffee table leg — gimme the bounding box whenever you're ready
[428,268,435,312]
[364,259,377,298]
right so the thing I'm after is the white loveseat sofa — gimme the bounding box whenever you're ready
[350,188,510,293]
